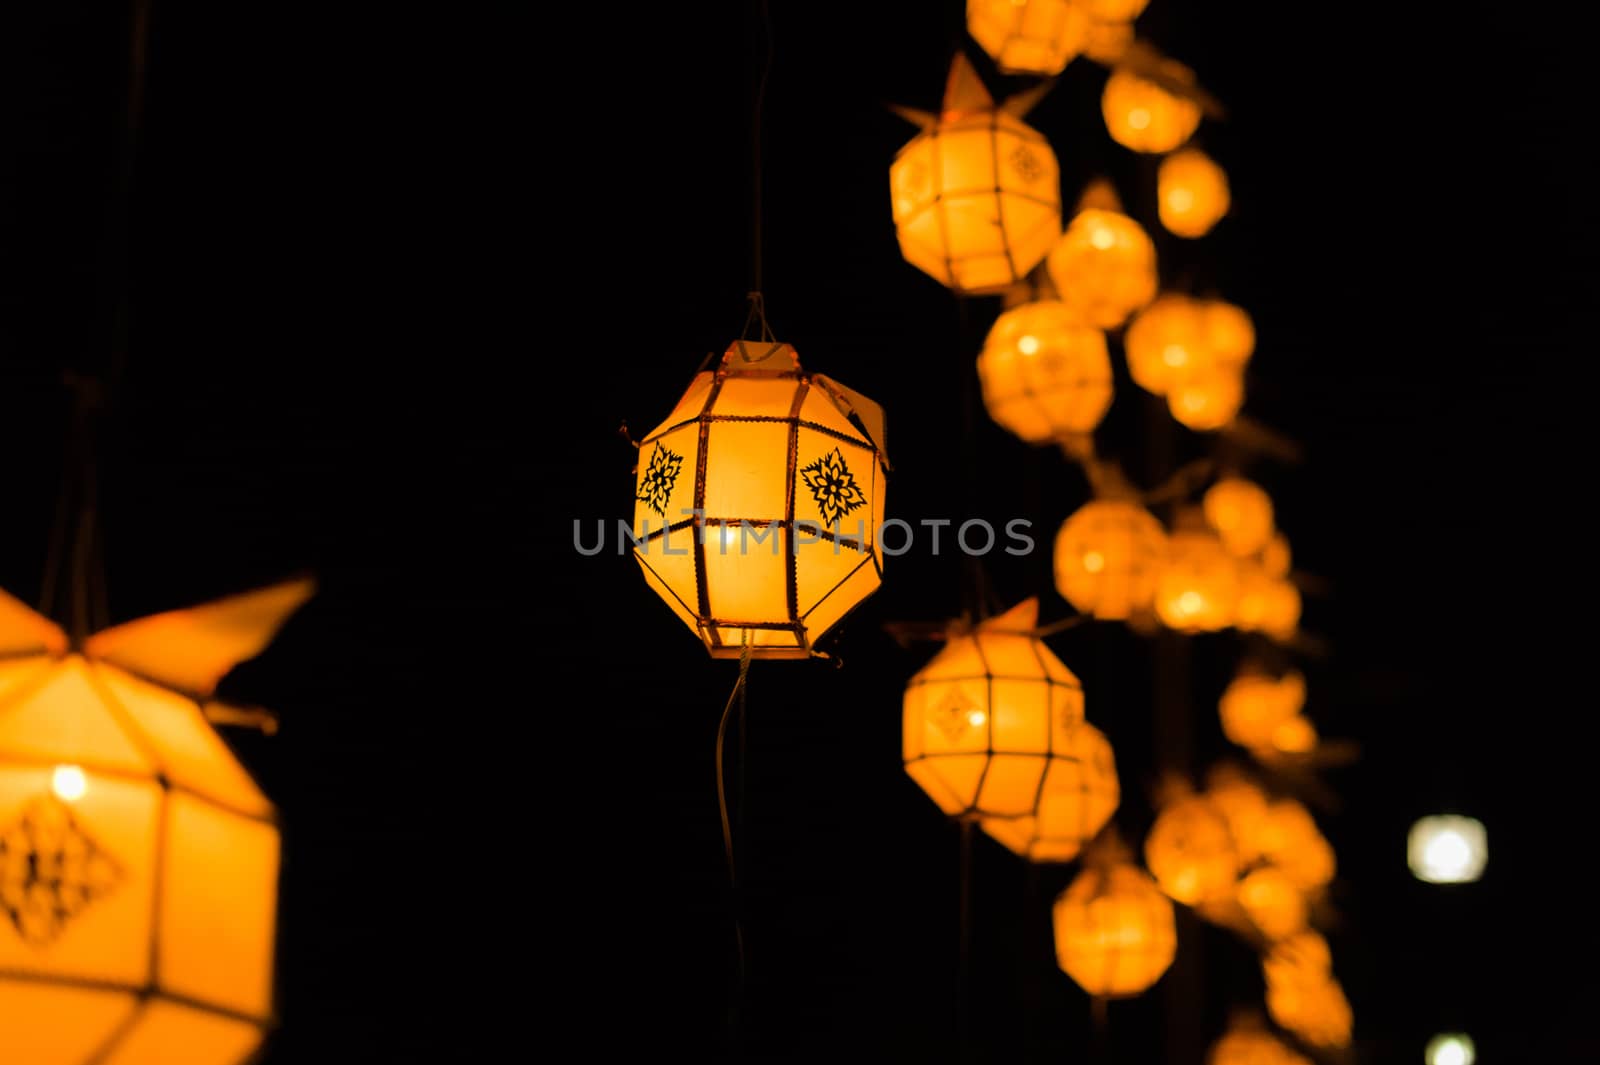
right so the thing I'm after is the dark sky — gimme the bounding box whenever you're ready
[4,1,1595,1063]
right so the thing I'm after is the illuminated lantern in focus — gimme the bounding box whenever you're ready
[631,340,888,658]
[967,0,1089,76]
[905,600,1117,854]
[1052,497,1167,620]
[1263,932,1352,1048]
[891,55,1062,294]
[1155,512,1238,632]
[1168,365,1244,431]
[1207,1016,1312,1065]
[0,581,311,1065]
[1238,867,1309,941]
[1219,667,1305,750]
[1203,300,1256,368]
[1260,799,1336,891]
[1053,860,1176,997]
[1102,61,1202,153]
[979,721,1120,862]
[1158,148,1230,238]
[978,300,1113,444]
[1144,795,1238,905]
[1125,294,1213,396]
[1046,183,1157,328]
[1203,478,1274,557]
[1205,765,1269,864]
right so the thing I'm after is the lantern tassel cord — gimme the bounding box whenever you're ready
[715,633,753,1041]
[957,817,973,1061]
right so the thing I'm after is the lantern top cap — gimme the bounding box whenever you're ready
[720,339,800,376]
[892,53,1052,129]
[975,596,1040,635]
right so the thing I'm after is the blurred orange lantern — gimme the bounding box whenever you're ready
[1102,61,1202,153]
[1264,932,1352,1048]
[1203,478,1275,557]
[1082,18,1134,63]
[1204,765,1269,865]
[967,0,1089,76]
[0,580,310,1065]
[978,300,1113,444]
[1079,0,1148,19]
[1052,497,1167,620]
[1237,867,1309,941]
[1219,667,1305,750]
[631,340,888,659]
[1259,799,1336,891]
[1260,532,1292,578]
[979,721,1119,862]
[1125,294,1213,396]
[1168,365,1244,431]
[1155,513,1238,632]
[904,601,1114,840]
[1053,861,1176,997]
[1144,795,1238,905]
[1208,1015,1312,1065]
[1046,184,1157,328]
[1236,566,1302,641]
[1203,300,1256,368]
[1158,148,1230,238]
[1269,716,1318,755]
[891,55,1061,294]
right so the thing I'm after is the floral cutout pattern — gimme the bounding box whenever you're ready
[636,443,684,518]
[800,447,868,528]
[0,795,123,947]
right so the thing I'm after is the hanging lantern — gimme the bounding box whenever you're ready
[1203,299,1256,368]
[1260,532,1292,579]
[0,581,310,1064]
[1168,365,1244,431]
[1259,799,1336,891]
[1144,794,1239,905]
[1052,497,1167,621]
[1155,512,1239,632]
[890,55,1062,294]
[977,300,1113,445]
[1204,764,1269,865]
[1124,294,1213,396]
[1263,932,1353,1048]
[978,720,1119,862]
[1045,190,1158,330]
[1082,18,1134,64]
[1203,478,1275,557]
[1218,667,1306,750]
[1268,715,1318,755]
[1234,562,1301,641]
[967,0,1090,77]
[1079,0,1149,19]
[1237,867,1309,941]
[1101,60,1202,153]
[1158,148,1230,238]
[1053,860,1177,997]
[904,600,1117,850]
[1207,1015,1312,1065]
[631,340,888,659]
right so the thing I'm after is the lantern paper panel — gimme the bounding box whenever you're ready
[978,300,1113,444]
[1168,366,1244,431]
[891,56,1062,294]
[1145,795,1239,905]
[1155,520,1239,632]
[1259,799,1336,891]
[1159,148,1230,238]
[979,720,1119,862]
[1102,61,1203,153]
[631,341,888,660]
[904,599,1089,821]
[1053,499,1167,620]
[1053,862,1177,998]
[1237,866,1310,941]
[967,0,1089,77]
[0,582,309,1065]
[1046,205,1158,329]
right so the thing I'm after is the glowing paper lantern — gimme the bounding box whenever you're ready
[1046,186,1157,328]
[904,600,1117,861]
[1082,18,1134,64]
[1079,0,1148,19]
[1237,867,1309,941]
[0,580,311,1065]
[1053,861,1176,997]
[967,0,1089,76]
[1208,1017,1312,1065]
[1205,765,1269,865]
[978,300,1113,444]
[1155,515,1239,632]
[1260,799,1336,891]
[1052,498,1167,621]
[1168,365,1244,431]
[1204,300,1256,368]
[1219,667,1306,750]
[1426,1034,1476,1065]
[631,340,888,659]
[1203,478,1274,557]
[1234,565,1302,640]
[891,55,1062,294]
[1102,61,1202,153]
[1144,795,1239,905]
[1260,532,1292,578]
[1408,816,1487,884]
[1125,294,1213,396]
[1269,716,1318,754]
[1263,932,1352,1048]
[1158,148,1230,238]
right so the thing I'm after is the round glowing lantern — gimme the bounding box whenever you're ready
[1203,478,1275,557]
[1269,716,1318,755]
[977,300,1113,444]
[1053,861,1176,997]
[1124,294,1213,396]
[1168,365,1244,431]
[967,0,1089,76]
[1046,186,1157,329]
[1263,932,1352,1048]
[1260,532,1292,578]
[1053,498,1167,620]
[1102,61,1202,153]
[1208,1016,1312,1065]
[1158,148,1230,238]
[0,581,310,1065]
[1155,513,1239,632]
[1219,667,1306,750]
[1236,565,1302,641]
[891,55,1062,294]
[1144,795,1238,905]
[1203,300,1256,368]
[1260,799,1335,891]
[979,721,1119,862]
[904,600,1117,853]
[1237,867,1309,941]
[631,340,888,659]
[1082,18,1134,63]
[1204,765,1269,865]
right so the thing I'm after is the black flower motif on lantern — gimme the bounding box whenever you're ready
[801,447,868,527]
[635,444,684,517]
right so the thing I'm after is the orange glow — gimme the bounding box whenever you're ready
[1263,932,1353,1048]
[1079,0,1148,18]
[978,300,1113,443]
[1053,862,1176,997]
[1203,478,1275,557]
[1155,519,1239,632]
[967,0,1090,76]
[1046,206,1157,328]
[1259,799,1336,891]
[1124,294,1211,395]
[1204,765,1270,865]
[1158,148,1230,238]
[1208,1016,1312,1065]
[1168,365,1244,431]
[1270,716,1318,754]
[1203,300,1256,368]
[1260,532,1293,578]
[1237,867,1309,941]
[1219,668,1306,751]
[978,721,1120,862]
[50,764,87,802]
[1144,796,1239,905]
[1053,499,1167,620]
[1102,62,1202,153]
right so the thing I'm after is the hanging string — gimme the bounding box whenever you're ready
[957,817,974,1061]
[715,632,753,1041]
[750,0,773,300]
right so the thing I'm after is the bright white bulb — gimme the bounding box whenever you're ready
[1017,334,1040,356]
[52,765,87,802]
[1409,816,1487,884]
[967,710,987,728]
[1088,225,1116,251]
[1426,1033,1475,1065]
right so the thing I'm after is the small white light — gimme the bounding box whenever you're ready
[1408,815,1487,884]
[1425,1033,1474,1065]
[1017,334,1040,356]
[52,765,88,802]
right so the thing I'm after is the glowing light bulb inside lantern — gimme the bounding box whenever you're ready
[51,764,87,802]
[1089,225,1116,250]
[1161,343,1189,368]
[1408,816,1487,884]
[967,709,987,728]
[1018,334,1040,356]
[1128,107,1151,130]
[1082,550,1106,573]
[1177,591,1202,616]
[1166,188,1194,212]
[1426,1034,1475,1065]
